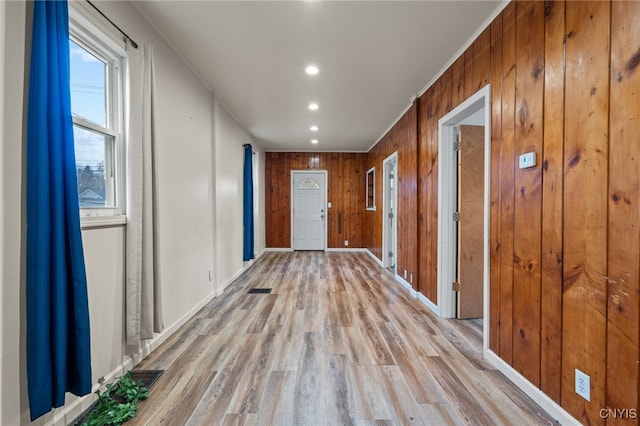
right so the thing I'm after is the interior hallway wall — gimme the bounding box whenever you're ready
[265,152,366,249]
[365,104,418,287]
[212,95,265,288]
[413,2,640,423]
[0,1,265,424]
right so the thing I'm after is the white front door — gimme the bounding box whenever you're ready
[383,153,398,272]
[292,172,326,250]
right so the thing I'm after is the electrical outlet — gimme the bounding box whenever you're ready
[344,240,348,246]
[575,369,590,401]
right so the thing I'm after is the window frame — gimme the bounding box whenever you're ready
[366,167,376,211]
[68,11,126,220]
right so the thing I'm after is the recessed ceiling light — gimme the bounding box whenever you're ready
[305,65,319,75]
[311,139,318,144]
[308,102,319,111]
[310,125,319,132]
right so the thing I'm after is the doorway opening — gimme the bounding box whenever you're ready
[291,170,327,251]
[382,153,398,273]
[437,85,491,352]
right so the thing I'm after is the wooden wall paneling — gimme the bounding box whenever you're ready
[345,153,354,247]
[420,89,434,299]
[417,93,428,295]
[269,152,284,247]
[451,55,466,109]
[407,104,418,288]
[356,154,365,248]
[265,152,365,249]
[441,67,453,116]
[540,0,565,404]
[607,0,640,420]
[339,153,346,247]
[464,47,475,100]
[424,86,438,304]
[284,156,292,246]
[489,11,503,355]
[367,147,382,260]
[327,153,338,248]
[473,27,491,92]
[354,153,363,247]
[433,69,451,301]
[429,79,444,299]
[562,2,610,423]
[512,0,544,387]
[498,2,516,364]
[265,153,273,247]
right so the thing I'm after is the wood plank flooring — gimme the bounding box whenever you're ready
[131,252,556,425]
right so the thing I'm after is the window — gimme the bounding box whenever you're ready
[366,167,375,210]
[69,20,124,216]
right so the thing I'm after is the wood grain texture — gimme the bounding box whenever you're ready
[130,252,555,425]
[498,1,516,364]
[451,55,466,108]
[458,125,485,319]
[540,0,564,404]
[464,47,475,100]
[265,152,366,249]
[418,86,435,301]
[489,11,503,355]
[608,1,640,422]
[262,2,640,422]
[473,27,491,93]
[562,1,610,423]
[366,104,418,288]
[512,0,544,386]
[416,96,427,295]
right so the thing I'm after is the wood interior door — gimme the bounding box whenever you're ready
[457,125,485,319]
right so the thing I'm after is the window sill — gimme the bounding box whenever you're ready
[81,215,126,230]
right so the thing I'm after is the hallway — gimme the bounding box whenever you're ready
[131,251,554,425]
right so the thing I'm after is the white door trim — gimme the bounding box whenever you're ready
[437,84,491,351]
[382,152,398,270]
[290,170,328,251]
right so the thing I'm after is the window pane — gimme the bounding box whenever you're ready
[69,40,107,127]
[74,125,114,208]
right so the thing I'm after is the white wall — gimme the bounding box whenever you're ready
[212,96,265,288]
[2,1,27,424]
[1,1,265,424]
[0,0,5,419]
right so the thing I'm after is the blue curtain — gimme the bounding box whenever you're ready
[243,144,255,261]
[26,0,92,420]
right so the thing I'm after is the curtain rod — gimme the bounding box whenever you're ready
[85,0,138,49]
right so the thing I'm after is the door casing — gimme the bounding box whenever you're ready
[382,152,398,271]
[437,85,491,352]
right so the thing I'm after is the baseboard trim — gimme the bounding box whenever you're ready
[485,350,581,426]
[417,292,441,316]
[325,248,367,253]
[47,251,268,426]
[365,249,384,267]
[394,274,417,297]
[263,247,294,252]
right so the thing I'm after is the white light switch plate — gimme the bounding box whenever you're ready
[519,152,536,169]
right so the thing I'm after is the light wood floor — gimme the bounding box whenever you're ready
[131,251,555,425]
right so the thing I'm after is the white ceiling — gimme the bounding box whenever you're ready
[134,1,502,152]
